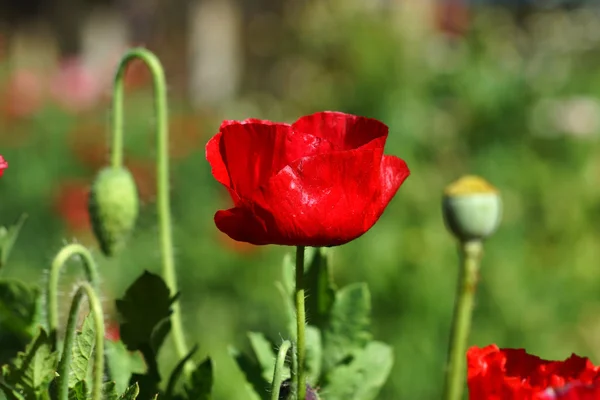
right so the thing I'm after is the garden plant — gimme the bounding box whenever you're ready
[2,42,600,400]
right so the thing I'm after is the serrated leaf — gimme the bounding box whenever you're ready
[0,213,27,270]
[130,372,160,400]
[247,333,276,382]
[165,345,198,399]
[68,314,95,387]
[3,328,59,398]
[0,380,25,400]
[116,271,176,352]
[184,357,213,400]
[150,318,171,355]
[68,380,88,400]
[305,326,322,384]
[105,340,146,394]
[0,278,40,365]
[323,341,393,400]
[230,347,267,400]
[304,247,336,331]
[119,383,140,400]
[102,381,119,400]
[322,283,372,373]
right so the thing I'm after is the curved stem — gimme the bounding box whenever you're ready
[57,282,105,400]
[47,243,99,335]
[110,48,191,371]
[295,246,306,400]
[271,340,292,400]
[442,240,483,400]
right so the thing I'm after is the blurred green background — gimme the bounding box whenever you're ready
[2,0,600,398]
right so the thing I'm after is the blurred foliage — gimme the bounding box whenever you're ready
[3,1,600,399]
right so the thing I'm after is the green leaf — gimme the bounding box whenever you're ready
[229,347,266,400]
[247,332,276,383]
[280,248,336,338]
[304,326,322,384]
[165,345,198,399]
[184,357,213,400]
[322,283,372,373]
[323,341,393,400]
[150,318,171,355]
[102,381,119,400]
[2,328,59,398]
[0,380,25,400]
[0,214,27,270]
[116,271,176,352]
[0,278,40,365]
[119,383,140,400]
[304,248,336,331]
[68,314,95,387]
[105,340,146,394]
[68,380,88,400]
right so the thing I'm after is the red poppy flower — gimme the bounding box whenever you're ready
[467,344,600,400]
[0,155,7,177]
[206,111,410,246]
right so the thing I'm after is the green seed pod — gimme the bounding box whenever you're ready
[88,166,139,256]
[442,175,502,242]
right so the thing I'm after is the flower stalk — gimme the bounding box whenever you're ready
[56,281,105,400]
[47,243,99,335]
[110,48,192,371]
[442,239,483,400]
[295,245,306,400]
[271,340,292,400]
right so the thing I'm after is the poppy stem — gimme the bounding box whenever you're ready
[47,243,99,339]
[270,340,292,400]
[295,245,307,400]
[56,282,105,400]
[110,48,193,374]
[442,240,483,400]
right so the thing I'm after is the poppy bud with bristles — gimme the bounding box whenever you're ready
[442,175,502,242]
[88,166,139,256]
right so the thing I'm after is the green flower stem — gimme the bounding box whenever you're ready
[295,245,306,400]
[110,48,192,371]
[57,282,105,400]
[270,340,292,400]
[442,240,483,400]
[47,243,99,335]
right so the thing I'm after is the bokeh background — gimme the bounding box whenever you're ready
[2,0,600,398]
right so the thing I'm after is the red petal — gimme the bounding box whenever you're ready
[217,122,338,200]
[214,148,409,246]
[292,111,388,151]
[206,132,231,188]
[220,118,275,129]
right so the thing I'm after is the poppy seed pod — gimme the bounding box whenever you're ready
[88,166,139,256]
[442,175,502,241]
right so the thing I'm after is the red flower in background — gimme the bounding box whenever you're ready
[0,155,7,176]
[206,111,410,246]
[468,345,600,400]
[53,180,91,232]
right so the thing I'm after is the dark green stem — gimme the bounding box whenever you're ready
[47,243,99,335]
[442,240,483,400]
[110,48,192,372]
[56,282,105,400]
[295,246,306,400]
[271,340,292,400]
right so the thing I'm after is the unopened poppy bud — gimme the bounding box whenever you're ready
[442,175,502,241]
[88,166,139,256]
